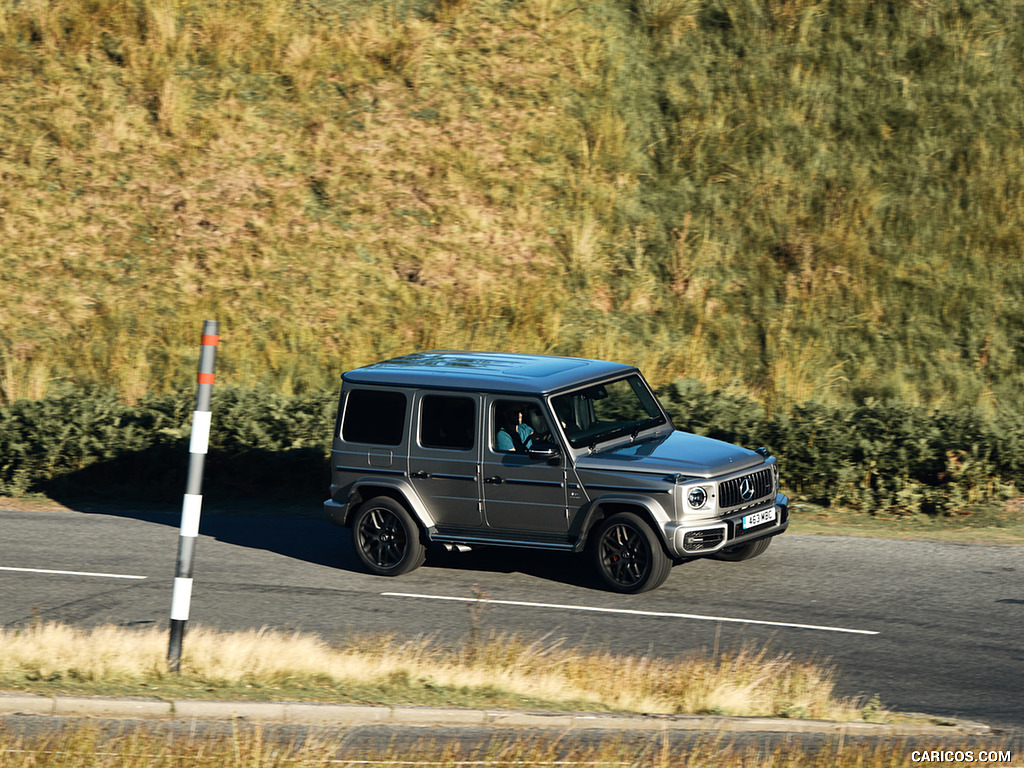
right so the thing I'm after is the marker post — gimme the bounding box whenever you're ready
[168,320,219,673]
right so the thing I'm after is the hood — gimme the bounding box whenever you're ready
[574,430,765,478]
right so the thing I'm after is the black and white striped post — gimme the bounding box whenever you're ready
[168,320,219,673]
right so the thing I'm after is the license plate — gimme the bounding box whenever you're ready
[742,508,776,530]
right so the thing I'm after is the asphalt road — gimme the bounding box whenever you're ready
[1,504,1021,730]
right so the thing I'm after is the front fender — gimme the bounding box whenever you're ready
[571,492,675,553]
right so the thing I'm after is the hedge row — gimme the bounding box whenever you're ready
[0,384,1019,514]
[660,382,1022,515]
[0,388,337,501]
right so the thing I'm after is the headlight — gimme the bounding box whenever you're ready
[687,486,708,509]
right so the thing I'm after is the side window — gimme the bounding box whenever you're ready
[420,395,475,451]
[492,400,547,453]
[342,389,406,446]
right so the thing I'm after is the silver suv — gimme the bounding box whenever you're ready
[325,351,788,593]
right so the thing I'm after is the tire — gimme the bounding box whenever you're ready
[351,496,426,576]
[592,512,672,593]
[712,536,772,562]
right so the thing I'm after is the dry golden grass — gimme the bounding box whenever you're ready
[4,0,1022,414]
[4,721,1002,768]
[1,0,647,403]
[0,621,876,722]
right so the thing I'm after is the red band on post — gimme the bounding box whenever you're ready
[201,334,220,347]
[197,372,215,384]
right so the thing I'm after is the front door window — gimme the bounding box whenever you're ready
[483,399,567,534]
[492,400,546,454]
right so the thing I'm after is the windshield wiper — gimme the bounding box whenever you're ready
[582,417,663,451]
[630,417,661,440]
[589,418,661,449]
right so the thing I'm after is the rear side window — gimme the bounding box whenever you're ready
[420,395,475,451]
[342,389,406,446]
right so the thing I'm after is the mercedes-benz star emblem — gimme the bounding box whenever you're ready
[739,477,755,501]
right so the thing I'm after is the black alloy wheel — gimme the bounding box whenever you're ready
[593,512,672,593]
[352,497,426,576]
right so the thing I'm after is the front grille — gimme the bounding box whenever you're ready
[719,467,775,509]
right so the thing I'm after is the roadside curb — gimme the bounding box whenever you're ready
[0,693,992,737]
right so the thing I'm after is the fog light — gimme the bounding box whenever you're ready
[687,487,708,509]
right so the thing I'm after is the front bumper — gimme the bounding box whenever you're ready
[667,492,789,557]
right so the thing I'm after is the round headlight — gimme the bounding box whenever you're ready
[687,486,708,509]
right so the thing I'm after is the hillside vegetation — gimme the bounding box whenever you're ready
[2,0,1023,412]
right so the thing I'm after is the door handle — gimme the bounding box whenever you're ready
[484,476,503,484]
[410,470,432,479]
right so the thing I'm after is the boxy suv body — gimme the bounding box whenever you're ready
[325,351,788,593]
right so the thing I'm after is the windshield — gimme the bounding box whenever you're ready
[551,374,667,449]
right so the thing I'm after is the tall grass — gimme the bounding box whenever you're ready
[0,621,873,722]
[1,0,1023,412]
[3,723,997,768]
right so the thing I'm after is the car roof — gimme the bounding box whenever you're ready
[342,351,638,396]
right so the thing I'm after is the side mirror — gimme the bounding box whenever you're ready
[528,441,561,462]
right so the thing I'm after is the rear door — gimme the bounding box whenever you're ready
[408,392,483,529]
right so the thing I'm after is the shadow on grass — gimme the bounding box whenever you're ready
[29,444,603,590]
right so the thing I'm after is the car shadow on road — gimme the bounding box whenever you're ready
[420,543,606,591]
[30,444,347,569]
[28,448,609,590]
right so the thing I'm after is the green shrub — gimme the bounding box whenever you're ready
[660,380,1019,515]
[1,384,1017,515]
[0,387,334,500]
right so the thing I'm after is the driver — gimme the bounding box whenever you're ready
[496,404,535,453]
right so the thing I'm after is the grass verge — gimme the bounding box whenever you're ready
[789,499,1024,545]
[1,724,1014,768]
[2,724,1016,768]
[0,622,897,724]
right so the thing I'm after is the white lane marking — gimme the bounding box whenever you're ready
[0,566,146,580]
[382,592,879,635]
